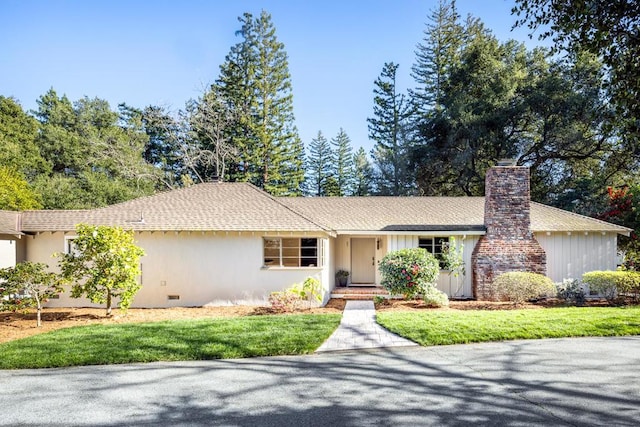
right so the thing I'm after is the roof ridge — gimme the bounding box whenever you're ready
[530,201,632,232]
[248,185,336,235]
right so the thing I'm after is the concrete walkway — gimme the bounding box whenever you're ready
[316,300,418,352]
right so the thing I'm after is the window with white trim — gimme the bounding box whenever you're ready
[64,236,79,255]
[418,237,449,269]
[263,238,322,267]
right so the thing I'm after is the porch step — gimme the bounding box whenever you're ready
[330,286,403,300]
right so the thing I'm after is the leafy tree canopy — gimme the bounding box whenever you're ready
[58,224,145,316]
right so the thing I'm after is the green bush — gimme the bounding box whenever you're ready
[422,286,449,308]
[379,248,440,299]
[582,270,640,302]
[555,278,586,305]
[489,272,556,304]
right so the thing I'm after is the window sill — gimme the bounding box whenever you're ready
[261,266,324,271]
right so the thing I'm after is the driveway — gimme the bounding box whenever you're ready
[2,336,639,426]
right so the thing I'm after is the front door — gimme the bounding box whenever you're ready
[351,238,376,284]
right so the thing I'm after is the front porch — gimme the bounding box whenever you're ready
[330,285,400,300]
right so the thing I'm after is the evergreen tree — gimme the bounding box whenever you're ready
[0,97,48,179]
[305,131,333,196]
[216,10,303,196]
[410,0,463,118]
[31,90,156,208]
[352,147,374,196]
[330,128,354,196]
[368,62,415,195]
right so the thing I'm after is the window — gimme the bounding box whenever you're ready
[64,236,78,255]
[263,238,321,267]
[419,237,449,269]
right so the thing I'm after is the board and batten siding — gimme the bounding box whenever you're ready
[534,231,618,282]
[387,234,479,298]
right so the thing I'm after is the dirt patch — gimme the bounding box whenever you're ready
[0,299,347,344]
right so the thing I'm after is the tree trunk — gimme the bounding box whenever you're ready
[106,291,112,316]
[36,299,42,327]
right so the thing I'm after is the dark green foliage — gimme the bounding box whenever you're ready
[0,96,48,179]
[352,147,374,196]
[216,11,303,196]
[379,248,440,299]
[512,0,640,145]
[411,2,628,205]
[368,62,415,195]
[30,89,157,209]
[305,131,333,196]
[330,128,354,196]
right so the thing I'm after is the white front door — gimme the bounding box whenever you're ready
[351,238,376,284]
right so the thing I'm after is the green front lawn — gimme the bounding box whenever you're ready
[0,314,341,369]
[377,306,640,346]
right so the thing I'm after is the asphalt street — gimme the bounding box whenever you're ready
[1,336,639,426]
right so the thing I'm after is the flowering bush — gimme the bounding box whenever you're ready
[422,286,449,308]
[379,248,439,299]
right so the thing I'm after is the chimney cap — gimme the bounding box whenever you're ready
[496,158,517,167]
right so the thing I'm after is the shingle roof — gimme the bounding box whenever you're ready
[0,211,22,236]
[20,183,331,233]
[279,196,631,234]
[14,183,630,235]
[279,197,487,232]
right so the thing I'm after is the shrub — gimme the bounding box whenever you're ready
[555,278,586,305]
[379,248,440,299]
[0,262,66,327]
[268,290,301,313]
[422,286,449,308]
[269,277,323,313]
[489,272,556,304]
[373,295,387,306]
[582,270,640,302]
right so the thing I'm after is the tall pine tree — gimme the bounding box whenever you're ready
[330,128,354,196]
[410,0,463,118]
[352,147,374,196]
[368,62,415,195]
[305,131,333,196]
[216,10,303,196]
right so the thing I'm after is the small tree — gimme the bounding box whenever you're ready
[58,224,145,316]
[441,236,465,295]
[379,248,440,299]
[0,262,65,327]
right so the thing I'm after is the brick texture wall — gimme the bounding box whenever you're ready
[472,166,547,300]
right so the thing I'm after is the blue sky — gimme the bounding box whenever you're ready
[2,0,545,154]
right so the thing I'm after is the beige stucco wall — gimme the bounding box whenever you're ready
[0,238,16,269]
[25,231,331,308]
[534,231,619,282]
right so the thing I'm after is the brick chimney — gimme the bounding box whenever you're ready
[471,165,547,300]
